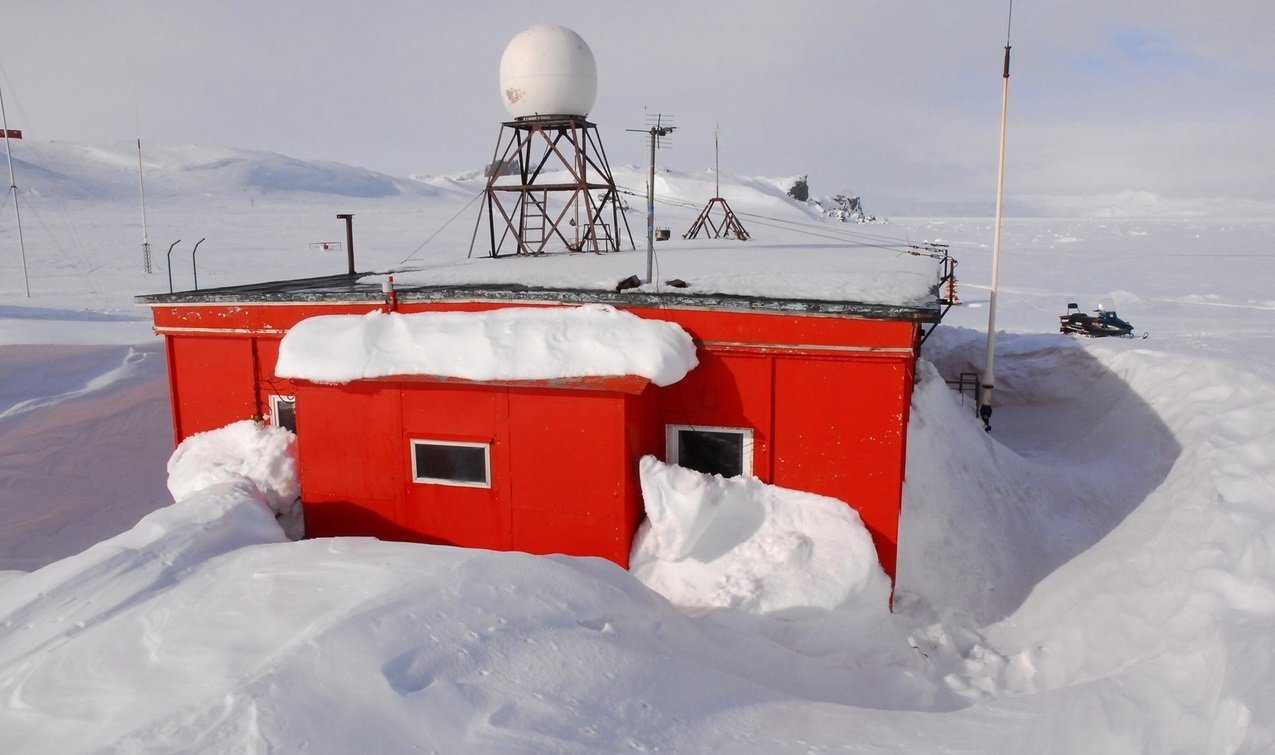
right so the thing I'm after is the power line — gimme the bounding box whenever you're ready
[397,187,486,267]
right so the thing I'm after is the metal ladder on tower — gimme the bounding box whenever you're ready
[519,191,548,253]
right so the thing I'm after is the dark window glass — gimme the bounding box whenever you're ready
[677,429,745,478]
[413,442,489,485]
[272,398,297,433]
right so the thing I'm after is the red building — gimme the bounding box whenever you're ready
[139,268,944,580]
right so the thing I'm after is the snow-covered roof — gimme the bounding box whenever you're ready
[274,305,698,386]
[368,243,941,310]
[136,245,945,320]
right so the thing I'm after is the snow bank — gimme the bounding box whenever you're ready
[898,333,1181,624]
[274,305,698,387]
[166,420,301,538]
[0,480,287,695]
[630,456,892,614]
[0,514,876,754]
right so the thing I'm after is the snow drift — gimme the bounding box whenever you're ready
[166,420,303,540]
[630,456,891,615]
[12,328,1275,752]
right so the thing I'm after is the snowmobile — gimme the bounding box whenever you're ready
[1059,302,1143,338]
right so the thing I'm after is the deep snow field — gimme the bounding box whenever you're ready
[3,141,1275,753]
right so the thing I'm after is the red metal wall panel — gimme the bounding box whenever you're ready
[253,337,294,393]
[294,380,657,563]
[629,306,918,351]
[771,356,911,577]
[295,382,402,538]
[399,385,510,551]
[150,302,377,334]
[166,335,258,440]
[657,351,774,480]
[507,388,630,563]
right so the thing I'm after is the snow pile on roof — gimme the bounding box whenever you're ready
[630,456,892,614]
[274,305,698,387]
[166,420,301,538]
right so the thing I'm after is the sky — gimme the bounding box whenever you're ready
[1,0,1272,216]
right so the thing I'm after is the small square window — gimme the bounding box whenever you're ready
[411,440,491,488]
[667,425,753,478]
[269,395,296,433]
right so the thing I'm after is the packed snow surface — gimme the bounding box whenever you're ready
[4,142,1275,752]
[274,305,698,387]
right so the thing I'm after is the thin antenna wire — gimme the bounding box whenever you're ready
[980,0,1013,432]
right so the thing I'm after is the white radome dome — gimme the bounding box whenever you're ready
[499,24,597,119]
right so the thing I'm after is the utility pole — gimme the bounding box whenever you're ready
[627,114,674,284]
[0,83,30,297]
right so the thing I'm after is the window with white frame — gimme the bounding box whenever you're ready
[666,425,753,478]
[269,394,297,433]
[411,439,491,488]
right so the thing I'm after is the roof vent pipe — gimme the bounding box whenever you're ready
[337,213,355,274]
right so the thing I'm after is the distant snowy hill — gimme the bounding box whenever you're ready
[7,140,886,224]
[8,138,1272,218]
[5,140,436,202]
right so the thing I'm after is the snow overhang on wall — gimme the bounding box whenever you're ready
[274,305,698,387]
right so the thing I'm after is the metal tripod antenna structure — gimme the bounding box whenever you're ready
[684,125,750,242]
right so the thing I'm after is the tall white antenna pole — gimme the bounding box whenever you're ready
[0,83,31,297]
[137,139,152,274]
[980,1,1013,432]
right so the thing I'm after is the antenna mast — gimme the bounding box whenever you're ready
[137,139,152,274]
[0,83,30,297]
[684,125,749,242]
[628,113,674,284]
[980,0,1013,431]
[714,125,720,197]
